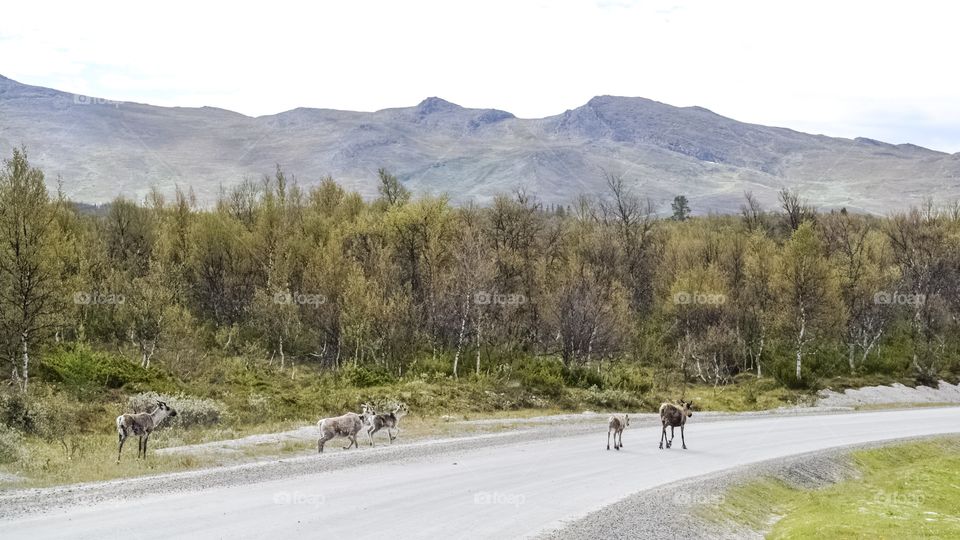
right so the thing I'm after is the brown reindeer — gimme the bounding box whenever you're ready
[317,412,364,453]
[658,400,694,449]
[607,414,629,450]
[116,401,178,463]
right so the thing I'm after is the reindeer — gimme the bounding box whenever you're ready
[366,403,409,446]
[317,412,364,453]
[607,414,629,450]
[116,400,178,463]
[659,400,694,450]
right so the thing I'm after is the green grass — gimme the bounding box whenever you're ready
[706,437,960,539]
[680,377,808,412]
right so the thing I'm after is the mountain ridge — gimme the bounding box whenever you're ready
[1,74,958,212]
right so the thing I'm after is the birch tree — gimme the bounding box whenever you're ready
[777,222,842,382]
[0,149,64,391]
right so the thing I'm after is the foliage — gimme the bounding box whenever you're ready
[0,388,83,439]
[337,364,397,388]
[40,345,161,396]
[0,423,23,464]
[513,358,565,395]
[0,148,959,419]
[127,392,224,428]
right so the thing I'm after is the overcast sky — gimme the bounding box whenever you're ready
[2,0,958,152]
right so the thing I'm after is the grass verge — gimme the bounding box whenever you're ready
[705,437,960,539]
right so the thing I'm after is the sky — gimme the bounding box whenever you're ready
[2,0,958,152]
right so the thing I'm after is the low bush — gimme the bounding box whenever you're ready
[0,424,24,464]
[337,364,397,388]
[513,358,565,396]
[602,363,653,393]
[127,392,224,428]
[565,387,646,410]
[40,345,161,396]
[562,365,605,389]
[0,389,82,439]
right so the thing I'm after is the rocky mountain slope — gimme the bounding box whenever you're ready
[2,74,957,213]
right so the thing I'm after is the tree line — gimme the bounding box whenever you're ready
[2,148,959,391]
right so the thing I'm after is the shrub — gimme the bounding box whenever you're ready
[338,365,396,388]
[568,387,646,410]
[0,390,79,439]
[601,363,652,393]
[562,365,604,390]
[406,353,454,377]
[0,424,24,464]
[513,358,565,396]
[770,358,820,390]
[127,392,224,428]
[246,393,272,418]
[40,345,159,395]
[0,392,38,434]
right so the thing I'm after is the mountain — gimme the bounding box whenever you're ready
[1,74,958,213]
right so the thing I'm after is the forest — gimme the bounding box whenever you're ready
[1,146,960,426]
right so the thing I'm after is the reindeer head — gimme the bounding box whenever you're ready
[624,414,630,426]
[679,400,694,418]
[393,402,409,418]
[359,403,375,423]
[155,400,178,418]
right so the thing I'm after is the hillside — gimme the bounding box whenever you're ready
[1,74,958,212]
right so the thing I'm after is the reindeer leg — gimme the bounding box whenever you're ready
[607,429,611,450]
[681,425,687,450]
[619,430,624,449]
[117,431,126,463]
[317,433,332,453]
[659,424,666,449]
[368,426,375,446]
[668,426,675,449]
[143,434,149,458]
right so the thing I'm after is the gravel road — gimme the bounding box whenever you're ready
[2,407,958,539]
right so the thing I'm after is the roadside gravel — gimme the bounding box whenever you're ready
[817,380,960,408]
